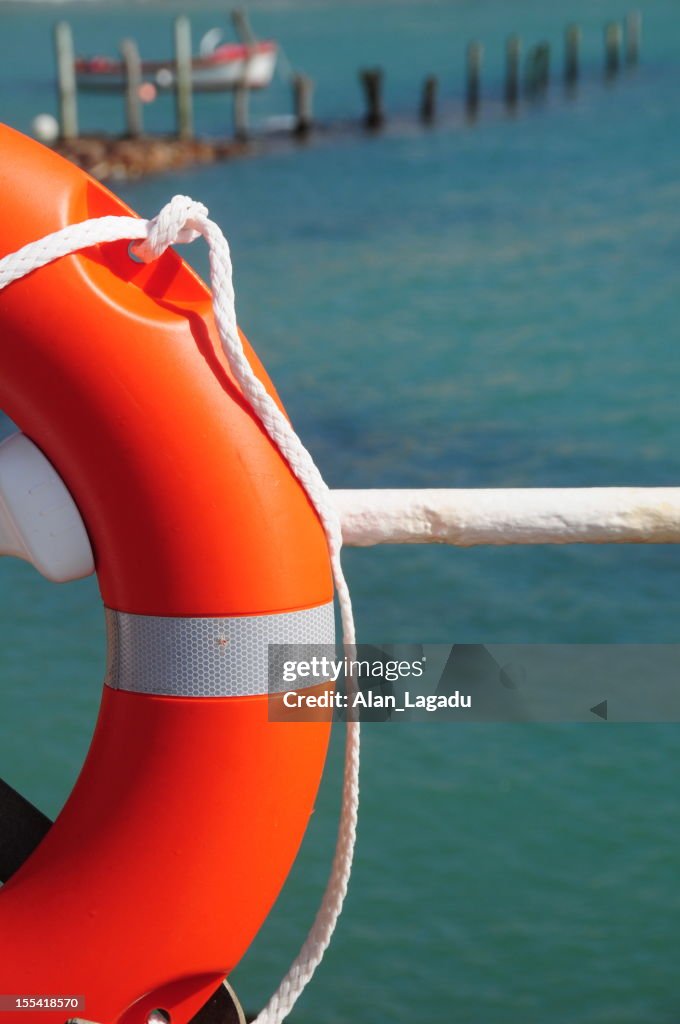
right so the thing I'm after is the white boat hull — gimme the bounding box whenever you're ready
[76,46,277,93]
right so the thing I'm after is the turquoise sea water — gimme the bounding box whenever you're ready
[1,1,680,1021]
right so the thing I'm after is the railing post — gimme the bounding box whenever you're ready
[120,38,143,138]
[173,15,194,140]
[54,21,78,140]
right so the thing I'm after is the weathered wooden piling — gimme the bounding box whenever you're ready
[233,84,250,140]
[564,24,581,89]
[231,6,254,139]
[505,35,521,109]
[466,41,483,118]
[359,68,385,129]
[120,38,143,139]
[604,21,622,78]
[525,42,550,98]
[420,74,438,123]
[232,8,256,46]
[537,43,550,92]
[173,16,194,140]
[54,22,78,140]
[625,11,641,66]
[525,46,537,96]
[293,74,314,135]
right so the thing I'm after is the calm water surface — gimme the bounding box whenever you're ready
[1,2,680,1021]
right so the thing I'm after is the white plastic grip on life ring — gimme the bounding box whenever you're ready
[0,432,94,583]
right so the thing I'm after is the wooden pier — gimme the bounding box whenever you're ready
[40,10,643,183]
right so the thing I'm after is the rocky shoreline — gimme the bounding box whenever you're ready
[55,135,253,182]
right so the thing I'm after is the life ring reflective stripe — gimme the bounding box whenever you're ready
[0,125,334,1024]
[105,605,335,696]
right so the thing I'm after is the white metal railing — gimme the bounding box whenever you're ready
[334,488,680,547]
[1,433,679,583]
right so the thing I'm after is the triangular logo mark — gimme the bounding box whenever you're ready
[590,700,608,720]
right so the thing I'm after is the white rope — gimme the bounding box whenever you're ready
[0,195,360,1024]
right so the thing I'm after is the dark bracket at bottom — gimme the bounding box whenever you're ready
[0,777,246,1024]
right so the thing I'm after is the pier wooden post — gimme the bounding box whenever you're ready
[359,68,384,129]
[230,9,255,141]
[233,84,249,140]
[120,38,143,138]
[564,24,581,89]
[538,42,551,92]
[173,15,194,140]
[293,74,314,135]
[525,42,549,98]
[54,21,78,140]
[231,8,256,46]
[505,35,521,109]
[604,21,622,78]
[466,41,482,118]
[525,45,538,97]
[625,11,641,66]
[232,3,256,141]
[420,74,438,123]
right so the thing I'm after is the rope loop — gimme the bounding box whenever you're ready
[131,194,209,262]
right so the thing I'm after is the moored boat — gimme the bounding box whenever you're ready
[75,38,278,93]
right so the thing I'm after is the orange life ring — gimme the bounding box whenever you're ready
[0,125,334,1023]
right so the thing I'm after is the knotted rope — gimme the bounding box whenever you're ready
[0,195,360,1024]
